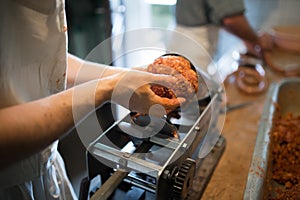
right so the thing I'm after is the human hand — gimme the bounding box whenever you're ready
[102,70,186,116]
[244,32,274,59]
[257,32,274,51]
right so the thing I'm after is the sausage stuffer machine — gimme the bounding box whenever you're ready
[79,65,226,200]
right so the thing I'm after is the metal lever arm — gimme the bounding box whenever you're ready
[90,169,128,200]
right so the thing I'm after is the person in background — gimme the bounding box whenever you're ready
[0,0,185,199]
[176,0,273,59]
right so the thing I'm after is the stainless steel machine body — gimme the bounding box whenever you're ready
[79,69,225,200]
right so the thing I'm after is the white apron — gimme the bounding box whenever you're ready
[0,0,76,199]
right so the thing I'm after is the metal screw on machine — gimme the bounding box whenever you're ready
[194,126,200,131]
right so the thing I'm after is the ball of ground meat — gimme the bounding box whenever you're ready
[147,55,198,99]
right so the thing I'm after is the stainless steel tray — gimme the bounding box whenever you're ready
[243,78,300,200]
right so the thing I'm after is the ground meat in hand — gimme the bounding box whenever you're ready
[147,55,198,99]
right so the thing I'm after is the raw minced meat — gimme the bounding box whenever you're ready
[268,113,300,200]
[147,55,198,99]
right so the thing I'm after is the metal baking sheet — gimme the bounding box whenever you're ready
[243,77,300,200]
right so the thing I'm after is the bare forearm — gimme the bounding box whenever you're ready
[0,79,113,169]
[222,14,259,44]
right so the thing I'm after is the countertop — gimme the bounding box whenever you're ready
[200,58,288,200]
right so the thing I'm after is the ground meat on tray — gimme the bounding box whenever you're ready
[268,113,300,200]
[147,55,198,99]
[271,183,300,200]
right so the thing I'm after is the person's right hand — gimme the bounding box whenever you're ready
[244,32,274,59]
[96,69,186,117]
[257,32,274,52]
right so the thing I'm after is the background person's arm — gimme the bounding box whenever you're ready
[222,14,273,57]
